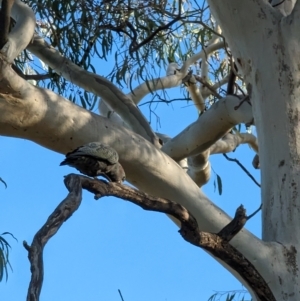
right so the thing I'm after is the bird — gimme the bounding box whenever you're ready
[60,142,126,183]
[166,62,180,76]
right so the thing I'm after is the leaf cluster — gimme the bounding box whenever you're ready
[17,0,231,108]
[208,290,251,301]
[0,232,17,282]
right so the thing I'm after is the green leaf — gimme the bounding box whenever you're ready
[89,95,98,111]
[0,177,7,188]
[0,231,16,282]
[216,174,222,195]
[207,293,217,301]
[0,250,4,281]
[84,91,91,106]
[79,96,87,109]
[226,293,235,301]
[0,236,11,249]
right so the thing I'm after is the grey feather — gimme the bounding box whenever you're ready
[60,142,125,183]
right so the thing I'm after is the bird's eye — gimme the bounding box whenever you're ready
[122,176,126,181]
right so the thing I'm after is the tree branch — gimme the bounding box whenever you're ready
[161,96,253,161]
[273,0,294,15]
[22,173,273,301]
[128,74,183,105]
[210,133,258,155]
[11,64,52,81]
[194,74,222,99]
[128,40,224,106]
[182,72,206,113]
[76,175,275,301]
[202,75,229,99]
[181,40,224,75]
[0,0,35,62]
[27,34,160,147]
[0,0,14,49]
[23,175,82,301]
[217,205,247,242]
[98,98,131,129]
[187,151,211,187]
[187,132,258,188]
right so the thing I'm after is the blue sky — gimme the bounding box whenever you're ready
[0,97,261,301]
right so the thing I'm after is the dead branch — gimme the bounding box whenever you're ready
[77,174,274,301]
[217,205,247,242]
[23,175,82,301]
[23,174,274,301]
[11,64,52,81]
[223,153,261,188]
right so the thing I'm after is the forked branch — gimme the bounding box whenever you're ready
[23,174,274,301]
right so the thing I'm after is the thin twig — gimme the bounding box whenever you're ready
[247,204,262,220]
[223,154,261,188]
[118,289,125,301]
[194,75,222,99]
[11,64,52,81]
[129,0,183,53]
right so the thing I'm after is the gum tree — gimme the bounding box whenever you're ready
[0,0,297,300]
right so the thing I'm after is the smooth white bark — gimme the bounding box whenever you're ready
[187,151,211,186]
[27,35,160,147]
[128,39,224,105]
[208,0,300,299]
[162,96,253,161]
[184,74,205,113]
[98,98,130,130]
[210,133,258,154]
[182,41,224,75]
[0,0,35,62]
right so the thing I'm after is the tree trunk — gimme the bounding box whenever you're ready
[208,0,300,299]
